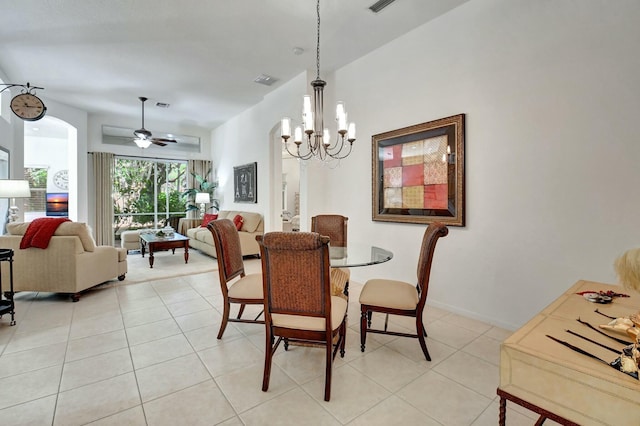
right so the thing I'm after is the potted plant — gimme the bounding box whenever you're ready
[181,169,219,217]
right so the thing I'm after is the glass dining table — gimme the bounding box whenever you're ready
[328,243,393,267]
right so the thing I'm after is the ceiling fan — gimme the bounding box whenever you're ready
[133,96,177,148]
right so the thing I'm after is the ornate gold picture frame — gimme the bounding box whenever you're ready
[372,114,465,226]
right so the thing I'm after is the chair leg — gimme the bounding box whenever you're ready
[217,301,230,339]
[324,335,333,401]
[237,303,246,319]
[340,320,347,358]
[262,327,274,392]
[360,308,368,352]
[367,310,372,327]
[416,319,431,361]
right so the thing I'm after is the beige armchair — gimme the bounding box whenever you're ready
[0,222,128,301]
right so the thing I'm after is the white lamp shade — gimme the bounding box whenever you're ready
[0,180,31,198]
[134,138,152,149]
[195,192,210,204]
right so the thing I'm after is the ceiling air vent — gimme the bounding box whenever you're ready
[254,74,279,86]
[155,102,170,108]
[369,0,396,13]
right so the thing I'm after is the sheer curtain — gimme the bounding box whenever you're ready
[92,152,114,246]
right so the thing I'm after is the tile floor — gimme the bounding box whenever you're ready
[0,257,551,425]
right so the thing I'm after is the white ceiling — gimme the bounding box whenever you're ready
[1,0,469,130]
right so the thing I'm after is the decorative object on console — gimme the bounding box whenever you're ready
[182,169,219,214]
[1,82,47,121]
[195,192,210,218]
[615,248,640,292]
[132,97,178,148]
[280,0,356,163]
[372,114,465,227]
[0,180,31,223]
[234,162,257,203]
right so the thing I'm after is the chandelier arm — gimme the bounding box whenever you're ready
[284,142,313,160]
[325,142,354,160]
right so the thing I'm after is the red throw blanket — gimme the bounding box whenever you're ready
[20,217,71,249]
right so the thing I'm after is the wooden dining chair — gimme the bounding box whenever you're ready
[257,232,347,401]
[359,222,448,361]
[311,214,350,298]
[208,218,264,339]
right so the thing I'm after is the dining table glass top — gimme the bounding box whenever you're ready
[328,243,393,268]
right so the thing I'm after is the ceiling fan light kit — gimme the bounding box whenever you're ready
[133,96,178,148]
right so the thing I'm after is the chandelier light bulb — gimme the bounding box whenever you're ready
[281,117,291,138]
[347,123,356,141]
[294,126,303,143]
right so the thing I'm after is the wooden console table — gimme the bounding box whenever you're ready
[499,280,639,425]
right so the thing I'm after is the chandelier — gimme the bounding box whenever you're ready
[280,0,356,162]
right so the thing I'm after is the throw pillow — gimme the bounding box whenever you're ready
[233,214,244,231]
[200,213,218,228]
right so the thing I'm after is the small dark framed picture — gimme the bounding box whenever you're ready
[234,162,257,203]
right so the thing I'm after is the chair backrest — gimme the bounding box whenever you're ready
[416,222,448,308]
[311,215,348,247]
[257,232,331,319]
[208,219,245,283]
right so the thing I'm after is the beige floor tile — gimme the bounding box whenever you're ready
[217,416,244,425]
[14,306,73,333]
[198,336,263,377]
[122,305,172,328]
[272,343,328,385]
[116,283,158,302]
[66,329,128,362]
[118,294,165,313]
[0,342,66,378]
[240,387,340,426]
[303,364,391,423]
[216,362,297,413]
[54,372,141,426]
[136,353,211,402]
[143,380,236,426]
[125,317,182,346]
[60,347,133,391]
[433,351,499,399]
[173,308,221,332]
[151,278,193,294]
[349,395,441,426]
[472,400,536,426]
[86,405,147,425]
[166,296,212,317]
[184,323,243,351]
[158,289,203,305]
[423,304,454,323]
[485,326,513,341]
[3,324,70,354]
[384,333,456,365]
[397,370,492,425]
[445,313,493,334]
[0,394,57,425]
[348,346,426,392]
[0,365,62,410]
[69,312,124,340]
[424,318,480,349]
[461,334,501,366]
[130,333,194,370]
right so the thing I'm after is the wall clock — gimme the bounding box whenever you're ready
[53,169,69,190]
[10,93,47,121]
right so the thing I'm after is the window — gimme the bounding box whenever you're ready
[113,157,188,238]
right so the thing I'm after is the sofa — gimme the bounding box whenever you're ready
[179,210,263,258]
[0,221,128,301]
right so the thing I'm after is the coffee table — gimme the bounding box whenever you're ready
[139,232,189,268]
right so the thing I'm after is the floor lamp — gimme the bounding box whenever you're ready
[195,192,210,218]
[0,180,31,223]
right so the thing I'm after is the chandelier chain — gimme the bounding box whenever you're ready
[316,0,321,80]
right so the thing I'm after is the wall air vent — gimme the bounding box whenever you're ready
[254,74,279,86]
[369,0,396,13]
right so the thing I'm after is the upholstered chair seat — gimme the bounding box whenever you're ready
[272,296,348,331]
[227,273,263,299]
[359,279,419,310]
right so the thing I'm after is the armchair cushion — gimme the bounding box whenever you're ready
[8,221,97,252]
[200,213,218,227]
[233,214,243,231]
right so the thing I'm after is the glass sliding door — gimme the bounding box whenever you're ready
[113,157,188,240]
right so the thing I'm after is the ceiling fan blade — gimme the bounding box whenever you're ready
[152,138,177,143]
[151,140,167,147]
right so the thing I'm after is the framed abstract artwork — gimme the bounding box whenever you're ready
[372,114,465,226]
[234,162,257,203]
